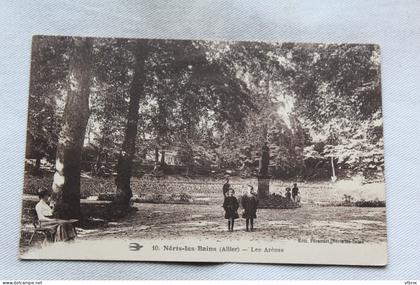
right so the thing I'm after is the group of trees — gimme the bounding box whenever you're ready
[26,36,383,218]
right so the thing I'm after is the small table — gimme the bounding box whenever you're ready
[41,219,78,226]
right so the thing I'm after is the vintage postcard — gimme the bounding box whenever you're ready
[19,35,387,265]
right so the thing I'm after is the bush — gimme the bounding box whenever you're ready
[151,193,164,203]
[259,193,300,209]
[179,193,192,202]
[336,195,385,207]
[355,199,385,207]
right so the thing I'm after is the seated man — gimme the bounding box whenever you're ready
[35,190,77,242]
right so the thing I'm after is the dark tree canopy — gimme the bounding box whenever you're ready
[26,37,383,183]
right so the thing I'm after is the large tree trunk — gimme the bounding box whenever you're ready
[114,42,149,208]
[258,77,271,199]
[51,38,93,219]
[93,131,106,176]
[258,141,270,199]
[35,154,41,172]
[218,126,226,170]
[160,150,166,166]
[154,147,159,166]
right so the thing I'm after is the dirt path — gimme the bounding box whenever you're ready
[82,202,387,243]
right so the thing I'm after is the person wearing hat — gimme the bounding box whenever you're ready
[285,187,292,200]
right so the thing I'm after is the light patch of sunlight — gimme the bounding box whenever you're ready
[69,73,79,92]
[52,172,65,192]
[333,176,385,201]
[55,159,64,173]
[275,93,295,130]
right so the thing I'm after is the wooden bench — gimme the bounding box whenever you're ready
[27,209,79,245]
[27,209,57,245]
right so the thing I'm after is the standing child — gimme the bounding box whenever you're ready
[223,189,239,231]
[241,185,259,231]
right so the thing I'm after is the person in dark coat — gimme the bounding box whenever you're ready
[241,185,259,231]
[222,177,230,198]
[292,183,299,201]
[223,189,239,231]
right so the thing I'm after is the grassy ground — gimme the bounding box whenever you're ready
[21,173,387,251]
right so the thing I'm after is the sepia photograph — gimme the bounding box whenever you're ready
[19,35,386,265]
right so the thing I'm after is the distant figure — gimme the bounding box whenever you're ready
[292,183,300,202]
[241,185,259,232]
[222,177,230,198]
[35,190,77,242]
[285,187,292,200]
[223,189,239,231]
